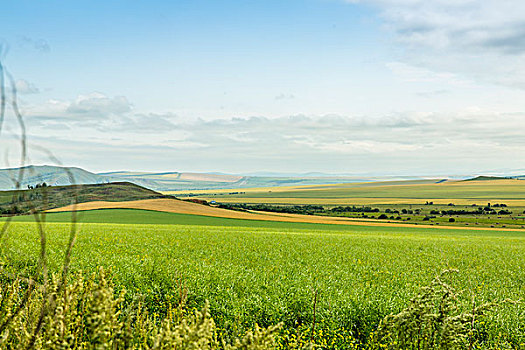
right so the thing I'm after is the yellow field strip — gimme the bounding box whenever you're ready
[48,198,525,232]
[164,179,525,206]
[161,179,444,196]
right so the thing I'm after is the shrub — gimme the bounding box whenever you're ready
[371,270,507,350]
[449,218,456,222]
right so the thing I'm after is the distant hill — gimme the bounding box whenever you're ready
[101,171,382,191]
[0,182,170,215]
[0,165,113,190]
[0,165,451,192]
[462,175,509,181]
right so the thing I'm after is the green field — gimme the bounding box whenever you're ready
[7,208,372,231]
[179,179,525,230]
[186,179,525,205]
[2,209,525,348]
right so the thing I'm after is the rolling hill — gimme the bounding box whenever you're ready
[2,165,522,193]
[101,170,383,191]
[0,165,112,190]
[0,165,389,191]
[0,182,170,214]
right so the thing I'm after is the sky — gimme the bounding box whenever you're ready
[1,0,525,176]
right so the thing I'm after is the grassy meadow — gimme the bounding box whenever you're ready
[3,209,525,348]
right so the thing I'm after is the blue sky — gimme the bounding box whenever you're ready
[4,0,387,115]
[2,0,525,175]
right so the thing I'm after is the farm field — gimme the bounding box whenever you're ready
[45,198,525,231]
[2,209,525,348]
[9,208,376,230]
[173,179,525,205]
[167,179,525,230]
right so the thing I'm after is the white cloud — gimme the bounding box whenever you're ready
[20,110,522,174]
[66,93,132,116]
[385,62,468,86]
[8,91,525,174]
[15,79,39,94]
[351,0,525,88]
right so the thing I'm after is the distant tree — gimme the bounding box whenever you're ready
[449,218,456,222]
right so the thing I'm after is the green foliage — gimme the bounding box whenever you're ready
[218,203,325,215]
[0,266,509,349]
[371,270,510,349]
[0,267,281,349]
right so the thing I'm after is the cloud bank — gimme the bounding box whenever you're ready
[5,92,522,175]
[353,0,525,88]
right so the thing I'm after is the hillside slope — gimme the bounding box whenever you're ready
[0,166,382,191]
[0,182,170,214]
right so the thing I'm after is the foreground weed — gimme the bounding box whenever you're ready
[371,269,515,349]
[0,267,282,349]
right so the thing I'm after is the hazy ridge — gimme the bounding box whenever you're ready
[0,165,521,192]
